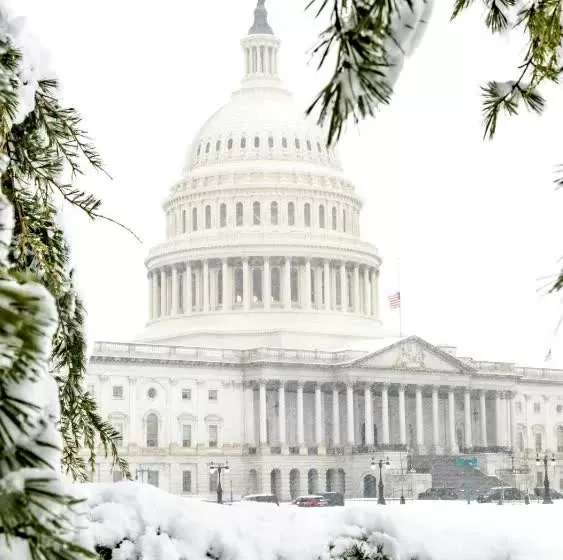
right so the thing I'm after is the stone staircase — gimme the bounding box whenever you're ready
[412,455,502,498]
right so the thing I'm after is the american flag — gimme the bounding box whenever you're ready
[388,292,401,309]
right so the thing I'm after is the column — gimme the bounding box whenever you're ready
[297,382,306,453]
[278,383,287,452]
[171,266,179,315]
[480,390,488,447]
[495,391,503,446]
[128,377,137,445]
[148,273,154,320]
[509,391,517,451]
[364,385,374,446]
[259,381,267,448]
[363,267,371,315]
[184,263,192,315]
[283,257,291,309]
[202,259,209,313]
[304,259,312,309]
[314,264,323,309]
[152,270,159,319]
[415,386,424,450]
[448,388,458,453]
[346,384,355,445]
[398,384,406,446]
[324,260,331,310]
[332,386,340,446]
[222,259,230,310]
[353,264,360,312]
[464,388,473,449]
[242,258,250,312]
[263,257,271,310]
[315,383,325,451]
[432,386,440,453]
[160,269,167,317]
[374,269,380,318]
[339,263,347,310]
[244,384,255,446]
[381,384,390,445]
[370,269,376,317]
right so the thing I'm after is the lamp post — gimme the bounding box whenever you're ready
[209,460,229,504]
[135,467,149,483]
[371,455,390,505]
[399,450,406,504]
[535,453,556,504]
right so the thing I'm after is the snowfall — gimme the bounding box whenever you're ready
[83,482,563,560]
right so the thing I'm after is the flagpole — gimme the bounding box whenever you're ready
[396,258,403,337]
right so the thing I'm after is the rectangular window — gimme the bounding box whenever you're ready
[535,432,542,452]
[112,385,123,399]
[534,402,541,414]
[147,470,159,487]
[208,424,218,448]
[112,422,124,447]
[182,470,192,493]
[182,424,192,448]
[113,471,123,483]
[209,471,218,492]
[208,389,218,402]
[182,388,191,401]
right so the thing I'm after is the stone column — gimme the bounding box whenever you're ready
[222,259,230,310]
[244,384,255,446]
[415,386,424,451]
[346,384,355,446]
[332,386,340,446]
[202,260,209,313]
[432,386,441,453]
[160,269,167,317]
[339,263,347,311]
[152,270,159,319]
[242,258,250,312]
[148,272,154,320]
[464,389,473,450]
[509,391,517,451]
[353,264,360,313]
[324,260,331,311]
[171,266,179,315]
[364,385,374,446]
[284,257,292,309]
[263,257,271,310]
[495,391,503,447]
[398,385,406,446]
[185,263,192,315]
[374,269,380,318]
[259,382,268,450]
[304,259,312,309]
[448,388,458,453]
[362,268,370,316]
[381,383,390,445]
[315,383,325,452]
[278,382,287,453]
[480,390,488,447]
[297,382,306,454]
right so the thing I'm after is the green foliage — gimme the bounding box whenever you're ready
[328,539,391,560]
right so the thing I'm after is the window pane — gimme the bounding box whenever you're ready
[147,413,158,447]
[268,137,274,148]
[236,203,244,226]
[270,202,278,225]
[288,202,295,226]
[192,208,198,231]
[227,138,233,150]
[254,136,260,148]
[216,140,221,151]
[209,425,218,447]
[319,205,325,228]
[241,137,246,148]
[182,424,192,447]
[253,201,261,225]
[183,471,192,493]
[331,207,337,230]
[182,389,191,400]
[208,389,218,401]
[205,205,211,229]
[220,204,227,227]
[112,386,123,398]
[282,137,288,148]
[304,203,311,227]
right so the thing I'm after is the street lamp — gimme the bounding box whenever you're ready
[135,467,149,483]
[371,456,390,505]
[535,453,556,504]
[399,450,406,504]
[209,460,229,504]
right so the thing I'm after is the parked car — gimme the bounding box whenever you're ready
[418,487,458,500]
[241,494,279,505]
[476,487,523,503]
[318,492,345,506]
[533,488,563,499]
[292,495,329,507]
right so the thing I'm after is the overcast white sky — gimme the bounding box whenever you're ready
[14,0,563,366]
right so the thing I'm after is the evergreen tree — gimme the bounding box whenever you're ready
[0,7,130,487]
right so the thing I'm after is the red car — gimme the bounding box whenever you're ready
[293,495,329,507]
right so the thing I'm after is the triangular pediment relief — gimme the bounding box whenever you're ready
[349,336,474,374]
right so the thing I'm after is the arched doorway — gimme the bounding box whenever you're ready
[289,469,300,500]
[307,469,319,494]
[363,474,377,498]
[270,469,281,499]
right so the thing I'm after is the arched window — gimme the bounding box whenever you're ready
[234,267,243,304]
[215,140,221,152]
[254,136,260,148]
[219,203,227,227]
[319,205,325,228]
[342,209,347,232]
[192,207,198,231]
[205,205,211,229]
[146,413,158,447]
[270,201,278,225]
[227,138,233,150]
[331,207,337,230]
[252,267,263,303]
[268,136,274,148]
[306,139,312,151]
[253,201,261,225]
[236,202,244,226]
[295,138,301,149]
[241,137,246,149]
[288,202,295,226]
[205,142,210,153]
[282,137,288,149]
[271,267,281,302]
[182,209,187,233]
[304,203,311,227]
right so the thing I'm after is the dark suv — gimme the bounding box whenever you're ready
[319,492,345,506]
[476,487,523,503]
[418,487,458,500]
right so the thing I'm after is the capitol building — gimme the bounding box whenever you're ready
[87,1,563,500]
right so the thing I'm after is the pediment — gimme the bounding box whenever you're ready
[349,336,474,374]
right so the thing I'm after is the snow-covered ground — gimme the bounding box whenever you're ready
[83,481,563,560]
